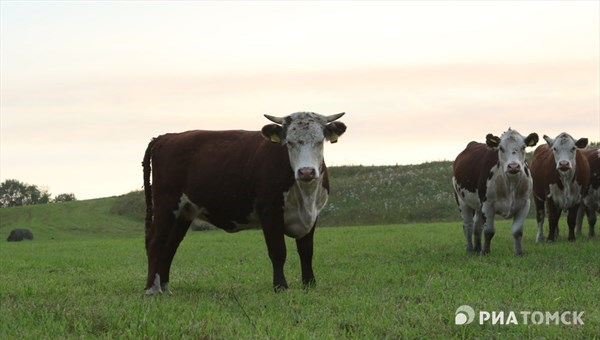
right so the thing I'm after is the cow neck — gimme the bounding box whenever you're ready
[291,176,324,208]
[557,168,576,189]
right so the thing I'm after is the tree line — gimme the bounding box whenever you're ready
[0,179,76,208]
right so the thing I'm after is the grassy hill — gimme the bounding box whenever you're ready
[0,197,143,240]
[0,162,459,238]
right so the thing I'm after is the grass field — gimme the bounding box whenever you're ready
[1,198,599,338]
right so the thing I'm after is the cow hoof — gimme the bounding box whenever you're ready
[273,284,289,293]
[145,273,163,296]
[302,279,317,290]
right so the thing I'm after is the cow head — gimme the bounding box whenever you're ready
[543,132,588,173]
[261,112,347,182]
[486,129,539,176]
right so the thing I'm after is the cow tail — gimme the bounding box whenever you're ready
[142,138,156,238]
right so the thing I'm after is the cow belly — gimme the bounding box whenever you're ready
[283,182,329,239]
[453,178,481,210]
[549,183,582,211]
[174,194,261,232]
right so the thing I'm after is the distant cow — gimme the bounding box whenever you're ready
[576,148,599,237]
[452,129,539,256]
[143,112,346,294]
[6,228,33,242]
[531,133,589,242]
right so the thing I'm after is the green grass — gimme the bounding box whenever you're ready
[1,217,599,338]
[0,197,142,240]
[1,163,598,338]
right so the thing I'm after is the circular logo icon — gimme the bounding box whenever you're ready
[455,305,475,325]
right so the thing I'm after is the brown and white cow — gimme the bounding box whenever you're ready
[576,148,599,237]
[142,112,347,294]
[531,133,589,242]
[453,129,539,256]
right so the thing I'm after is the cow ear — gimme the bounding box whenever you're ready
[543,135,554,145]
[525,133,539,147]
[261,124,284,144]
[485,134,501,148]
[325,121,347,144]
[575,138,588,149]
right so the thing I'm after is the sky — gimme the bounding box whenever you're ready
[1,1,599,200]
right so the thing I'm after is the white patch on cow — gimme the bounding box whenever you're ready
[174,193,209,220]
[145,273,172,296]
[486,170,532,219]
[145,273,162,295]
[283,179,329,239]
[548,182,582,211]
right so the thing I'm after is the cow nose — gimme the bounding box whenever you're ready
[558,161,571,171]
[507,162,521,174]
[297,167,316,182]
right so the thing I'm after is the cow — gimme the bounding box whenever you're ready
[6,228,33,242]
[452,129,539,256]
[530,133,589,243]
[576,148,599,237]
[142,111,347,294]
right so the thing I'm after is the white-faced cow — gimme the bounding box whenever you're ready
[531,133,589,242]
[576,148,599,237]
[452,129,539,256]
[142,112,346,294]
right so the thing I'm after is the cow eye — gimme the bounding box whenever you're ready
[571,147,576,152]
[499,147,505,152]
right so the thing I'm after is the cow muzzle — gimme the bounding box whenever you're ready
[558,160,571,172]
[297,167,317,182]
[507,162,521,175]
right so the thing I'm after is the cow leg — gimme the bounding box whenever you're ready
[534,196,546,243]
[296,224,316,288]
[259,213,288,291]
[566,205,578,242]
[481,206,495,255]
[473,210,484,254]
[511,201,529,256]
[145,208,175,294]
[588,208,597,237]
[157,217,191,294]
[546,201,560,242]
[459,204,475,254]
[576,204,585,236]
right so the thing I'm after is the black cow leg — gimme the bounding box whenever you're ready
[547,205,560,242]
[567,206,578,242]
[157,218,191,294]
[261,220,288,291]
[296,225,316,288]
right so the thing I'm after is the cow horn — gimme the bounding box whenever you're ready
[325,112,345,123]
[264,114,285,125]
